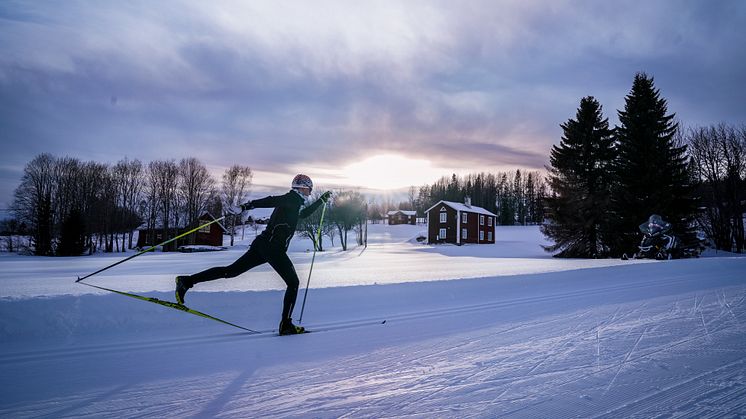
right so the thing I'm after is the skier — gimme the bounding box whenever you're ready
[175,174,331,335]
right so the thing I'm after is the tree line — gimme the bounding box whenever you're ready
[688,123,746,252]
[544,72,745,258]
[11,154,253,256]
[8,154,373,255]
[362,171,547,227]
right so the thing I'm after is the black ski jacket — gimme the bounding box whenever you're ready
[243,191,325,251]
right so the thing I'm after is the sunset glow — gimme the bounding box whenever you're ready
[341,154,444,190]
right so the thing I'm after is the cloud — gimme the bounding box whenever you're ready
[1,0,745,206]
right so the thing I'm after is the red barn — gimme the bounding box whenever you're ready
[136,212,227,251]
[425,199,496,245]
[387,210,417,225]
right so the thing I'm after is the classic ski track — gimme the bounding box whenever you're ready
[535,313,741,396]
[335,296,744,418]
[298,273,708,335]
[603,327,647,395]
[351,307,631,417]
[336,321,563,418]
[5,287,745,418]
[590,356,746,418]
[488,308,616,404]
[525,310,595,376]
[475,297,743,415]
[336,315,589,418]
[0,332,253,365]
[384,296,656,414]
[0,274,717,364]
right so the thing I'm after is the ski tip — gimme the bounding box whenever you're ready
[381,320,386,324]
[75,276,81,283]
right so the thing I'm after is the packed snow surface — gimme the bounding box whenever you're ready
[1,225,745,417]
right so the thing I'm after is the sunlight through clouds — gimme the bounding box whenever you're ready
[340,154,444,190]
[311,154,446,191]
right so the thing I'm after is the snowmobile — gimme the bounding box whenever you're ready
[623,214,703,260]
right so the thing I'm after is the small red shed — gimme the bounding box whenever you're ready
[136,212,227,251]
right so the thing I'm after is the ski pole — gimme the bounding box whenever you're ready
[298,201,327,324]
[76,216,226,283]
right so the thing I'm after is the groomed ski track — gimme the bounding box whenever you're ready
[1,256,746,417]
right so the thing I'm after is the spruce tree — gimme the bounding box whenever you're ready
[543,96,615,257]
[610,72,697,255]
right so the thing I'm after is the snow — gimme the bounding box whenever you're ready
[1,225,746,417]
[426,200,498,216]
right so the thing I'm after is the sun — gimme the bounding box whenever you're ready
[342,154,442,190]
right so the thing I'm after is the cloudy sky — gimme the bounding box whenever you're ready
[1,0,745,208]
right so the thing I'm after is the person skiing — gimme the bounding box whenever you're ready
[175,174,331,335]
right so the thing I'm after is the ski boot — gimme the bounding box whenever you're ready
[175,276,192,305]
[279,318,306,335]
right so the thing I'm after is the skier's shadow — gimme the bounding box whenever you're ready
[196,368,256,417]
[45,384,132,418]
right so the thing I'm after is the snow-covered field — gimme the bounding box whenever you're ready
[1,225,745,417]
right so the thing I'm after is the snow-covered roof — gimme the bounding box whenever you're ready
[387,210,417,216]
[425,200,497,217]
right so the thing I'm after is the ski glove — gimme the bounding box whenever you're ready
[320,191,332,203]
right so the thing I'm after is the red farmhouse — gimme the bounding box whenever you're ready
[136,212,227,251]
[387,210,417,225]
[425,199,496,245]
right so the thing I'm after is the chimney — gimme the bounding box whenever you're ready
[464,196,471,207]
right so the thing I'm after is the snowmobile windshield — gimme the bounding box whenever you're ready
[639,215,671,235]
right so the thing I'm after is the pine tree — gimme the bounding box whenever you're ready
[610,72,697,255]
[542,96,615,257]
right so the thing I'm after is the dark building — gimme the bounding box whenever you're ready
[136,212,227,251]
[425,199,496,245]
[387,210,417,225]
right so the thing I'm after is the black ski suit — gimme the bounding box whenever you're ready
[186,190,325,321]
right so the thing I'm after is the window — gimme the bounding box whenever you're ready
[439,228,447,239]
[462,213,467,223]
[488,232,493,241]
[462,228,467,240]
[480,231,484,241]
[199,224,211,233]
[439,212,447,223]
[488,217,493,226]
[480,215,485,225]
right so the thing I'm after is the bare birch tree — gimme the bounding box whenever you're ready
[221,165,253,246]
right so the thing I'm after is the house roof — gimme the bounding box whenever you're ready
[387,210,417,216]
[425,200,497,217]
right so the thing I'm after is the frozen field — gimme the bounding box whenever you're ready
[1,225,745,417]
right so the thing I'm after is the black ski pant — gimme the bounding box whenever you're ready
[186,237,300,321]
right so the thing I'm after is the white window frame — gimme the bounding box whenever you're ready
[439,212,447,223]
[462,228,467,240]
[479,231,484,241]
[488,231,493,241]
[462,213,467,224]
[199,224,211,233]
[488,217,493,226]
[480,215,485,225]
[439,228,447,240]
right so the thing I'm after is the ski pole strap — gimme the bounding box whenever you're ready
[76,216,226,283]
[76,280,259,333]
[299,201,327,324]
